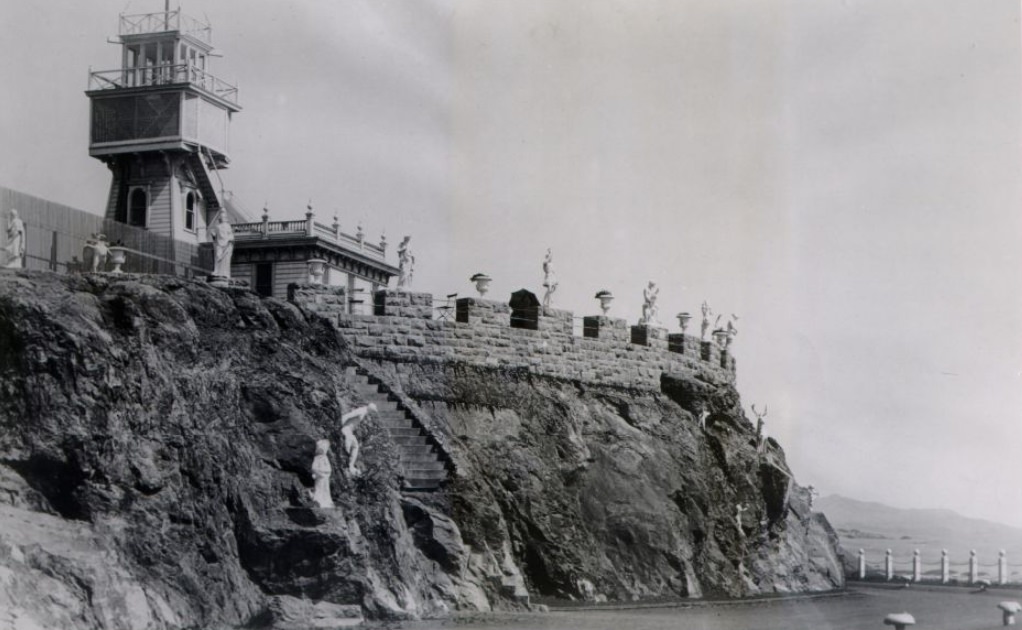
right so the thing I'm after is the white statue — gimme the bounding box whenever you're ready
[397,236,414,289]
[806,485,818,511]
[541,248,558,308]
[701,301,712,340]
[736,503,747,534]
[4,209,25,269]
[84,233,110,272]
[640,281,659,325]
[310,439,334,508]
[340,403,377,476]
[725,315,738,349]
[751,404,767,440]
[697,408,710,431]
[208,212,234,279]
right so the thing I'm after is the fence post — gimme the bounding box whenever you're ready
[912,549,921,582]
[885,549,893,581]
[940,549,949,583]
[1000,550,1007,585]
[858,549,866,580]
[969,549,977,585]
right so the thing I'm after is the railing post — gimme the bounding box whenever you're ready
[885,549,893,581]
[1000,550,1007,585]
[858,549,866,580]
[969,549,977,585]
[912,549,921,582]
[305,202,315,237]
[940,549,949,583]
[332,213,340,241]
[261,206,269,239]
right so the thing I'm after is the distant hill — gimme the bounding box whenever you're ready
[817,495,1022,574]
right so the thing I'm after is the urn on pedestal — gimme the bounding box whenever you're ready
[595,290,614,315]
[470,273,492,297]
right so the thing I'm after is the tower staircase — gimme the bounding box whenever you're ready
[185,150,223,215]
[343,367,452,491]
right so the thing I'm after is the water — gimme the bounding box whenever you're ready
[396,585,1021,630]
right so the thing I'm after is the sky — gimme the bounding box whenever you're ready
[1,0,1020,528]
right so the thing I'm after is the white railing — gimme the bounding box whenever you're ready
[232,215,387,262]
[88,64,238,104]
[119,10,211,44]
[854,549,1022,586]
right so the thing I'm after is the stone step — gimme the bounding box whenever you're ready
[374,410,409,421]
[392,435,430,446]
[400,452,442,464]
[380,420,415,431]
[403,460,447,473]
[402,467,447,479]
[387,428,423,438]
[404,478,443,490]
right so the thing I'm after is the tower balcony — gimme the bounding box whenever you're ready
[119,10,211,44]
[88,64,239,107]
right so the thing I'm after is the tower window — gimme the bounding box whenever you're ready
[128,187,148,227]
[185,191,197,231]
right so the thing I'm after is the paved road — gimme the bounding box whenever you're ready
[401,585,1020,630]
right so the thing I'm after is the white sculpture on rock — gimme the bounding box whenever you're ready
[310,439,334,509]
[4,209,25,269]
[701,301,712,340]
[735,503,747,535]
[640,281,659,325]
[542,248,558,308]
[84,233,110,272]
[209,212,234,279]
[397,236,415,289]
[340,403,377,477]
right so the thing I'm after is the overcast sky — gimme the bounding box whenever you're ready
[2,0,1020,529]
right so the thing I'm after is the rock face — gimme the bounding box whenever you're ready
[0,272,842,629]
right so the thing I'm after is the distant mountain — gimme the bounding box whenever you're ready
[816,495,1022,562]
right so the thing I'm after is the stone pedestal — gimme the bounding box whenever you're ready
[630,324,668,350]
[668,333,702,358]
[538,307,573,336]
[373,290,434,318]
[582,316,629,342]
[702,340,721,365]
[208,274,229,288]
[456,297,510,326]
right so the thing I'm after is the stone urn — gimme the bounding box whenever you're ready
[595,290,614,315]
[307,258,327,284]
[470,273,492,297]
[676,312,691,333]
[107,246,128,273]
[712,328,727,347]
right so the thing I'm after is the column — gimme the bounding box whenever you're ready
[858,549,866,580]
[346,273,356,315]
[940,549,949,584]
[969,550,977,585]
[999,550,1007,586]
[912,550,921,582]
[885,549,893,581]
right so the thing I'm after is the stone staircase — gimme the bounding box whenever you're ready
[344,367,451,491]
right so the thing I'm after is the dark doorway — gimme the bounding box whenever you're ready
[255,263,273,297]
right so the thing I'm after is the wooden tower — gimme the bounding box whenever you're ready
[85,7,242,248]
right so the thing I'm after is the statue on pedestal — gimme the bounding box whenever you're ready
[640,281,659,325]
[4,209,25,269]
[541,248,558,308]
[751,404,767,440]
[397,236,414,289]
[310,439,334,509]
[726,315,738,349]
[340,403,377,477]
[84,233,110,272]
[209,212,234,279]
[701,301,712,340]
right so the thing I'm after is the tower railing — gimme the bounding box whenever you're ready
[118,10,212,44]
[232,219,387,261]
[88,64,238,104]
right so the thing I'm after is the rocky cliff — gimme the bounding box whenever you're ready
[0,272,842,629]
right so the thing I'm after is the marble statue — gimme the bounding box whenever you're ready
[640,281,659,325]
[209,212,234,279]
[726,315,738,348]
[310,439,334,508]
[735,503,747,534]
[541,248,558,308]
[806,485,818,511]
[397,236,415,289]
[4,209,25,269]
[701,301,712,340]
[84,233,110,272]
[698,408,710,431]
[340,403,377,476]
[751,404,767,440]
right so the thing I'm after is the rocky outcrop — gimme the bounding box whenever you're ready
[0,272,841,629]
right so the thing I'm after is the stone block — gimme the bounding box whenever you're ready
[631,324,668,350]
[702,340,722,365]
[375,289,434,318]
[582,315,629,342]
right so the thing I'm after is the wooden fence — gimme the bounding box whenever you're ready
[1,186,211,276]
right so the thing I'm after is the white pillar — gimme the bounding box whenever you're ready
[1000,550,1008,585]
[969,549,978,585]
[912,550,921,582]
[346,273,356,314]
[940,549,949,583]
[858,549,866,580]
[885,549,893,581]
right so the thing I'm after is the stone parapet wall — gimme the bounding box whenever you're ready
[290,284,736,391]
[288,283,347,319]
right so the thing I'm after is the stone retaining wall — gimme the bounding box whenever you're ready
[290,285,736,391]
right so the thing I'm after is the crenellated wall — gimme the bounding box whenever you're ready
[290,285,737,391]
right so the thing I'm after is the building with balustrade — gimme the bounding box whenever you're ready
[85,8,398,299]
